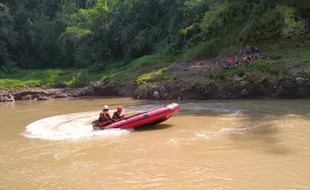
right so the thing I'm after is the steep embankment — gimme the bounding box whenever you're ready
[134,64,310,100]
[2,45,310,102]
[1,56,310,102]
[92,48,310,100]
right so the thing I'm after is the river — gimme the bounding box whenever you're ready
[0,97,310,190]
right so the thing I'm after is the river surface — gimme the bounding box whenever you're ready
[0,97,310,190]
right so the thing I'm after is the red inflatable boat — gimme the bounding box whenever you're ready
[92,103,180,130]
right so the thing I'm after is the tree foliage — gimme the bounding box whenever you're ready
[0,0,309,70]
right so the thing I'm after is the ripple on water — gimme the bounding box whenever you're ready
[4,101,310,190]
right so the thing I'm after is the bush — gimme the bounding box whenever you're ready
[1,60,18,73]
[64,72,86,87]
[125,55,163,70]
[0,79,41,90]
[44,69,62,85]
[136,69,163,85]
[88,62,106,74]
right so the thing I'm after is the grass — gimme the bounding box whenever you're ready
[99,55,170,83]
[100,48,299,85]
[214,59,284,80]
[179,43,206,61]
[256,40,310,60]
[124,55,164,69]
[136,69,164,85]
[136,68,179,85]
[178,39,220,62]
[0,79,41,90]
[0,55,170,90]
[296,50,310,64]
[1,40,310,90]
[212,39,310,80]
[0,68,104,90]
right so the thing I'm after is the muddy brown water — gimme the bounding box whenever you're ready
[0,97,310,190]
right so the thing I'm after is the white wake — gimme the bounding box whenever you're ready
[22,111,133,140]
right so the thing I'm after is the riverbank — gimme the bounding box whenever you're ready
[0,88,94,102]
[1,69,310,102]
[2,57,309,102]
[1,46,310,102]
[90,45,310,100]
[96,58,310,100]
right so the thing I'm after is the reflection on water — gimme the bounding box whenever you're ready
[0,98,310,189]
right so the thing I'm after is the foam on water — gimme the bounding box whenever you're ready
[194,131,221,140]
[22,111,133,140]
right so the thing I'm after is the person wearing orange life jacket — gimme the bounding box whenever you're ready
[98,105,116,127]
[113,106,127,120]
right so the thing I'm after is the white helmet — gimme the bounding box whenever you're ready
[103,105,109,110]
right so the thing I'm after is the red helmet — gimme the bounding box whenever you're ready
[117,106,122,111]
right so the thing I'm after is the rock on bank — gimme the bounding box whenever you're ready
[0,82,136,102]
[82,72,310,100]
[2,67,310,102]
[133,73,310,100]
[0,87,95,102]
[132,60,310,100]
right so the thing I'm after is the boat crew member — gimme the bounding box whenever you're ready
[113,106,126,120]
[98,105,115,127]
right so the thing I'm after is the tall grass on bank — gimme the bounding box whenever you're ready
[0,69,104,90]
[1,45,310,90]
[0,55,169,90]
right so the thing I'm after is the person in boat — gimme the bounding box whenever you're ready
[113,106,126,120]
[97,105,116,127]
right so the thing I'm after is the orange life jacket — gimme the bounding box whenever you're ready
[113,111,125,120]
[99,112,110,127]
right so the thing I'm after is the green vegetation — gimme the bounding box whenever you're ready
[0,79,41,90]
[298,51,310,64]
[136,68,172,85]
[0,0,310,89]
[100,55,168,81]
[0,69,103,90]
[216,46,310,80]
[216,60,284,80]
[0,54,171,89]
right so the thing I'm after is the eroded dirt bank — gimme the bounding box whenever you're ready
[2,59,310,102]
[94,59,310,100]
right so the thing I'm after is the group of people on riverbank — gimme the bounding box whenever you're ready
[223,45,276,69]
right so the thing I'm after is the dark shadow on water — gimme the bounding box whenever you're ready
[266,146,292,155]
[175,99,310,122]
[134,123,175,132]
[225,121,293,155]
[235,123,279,135]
